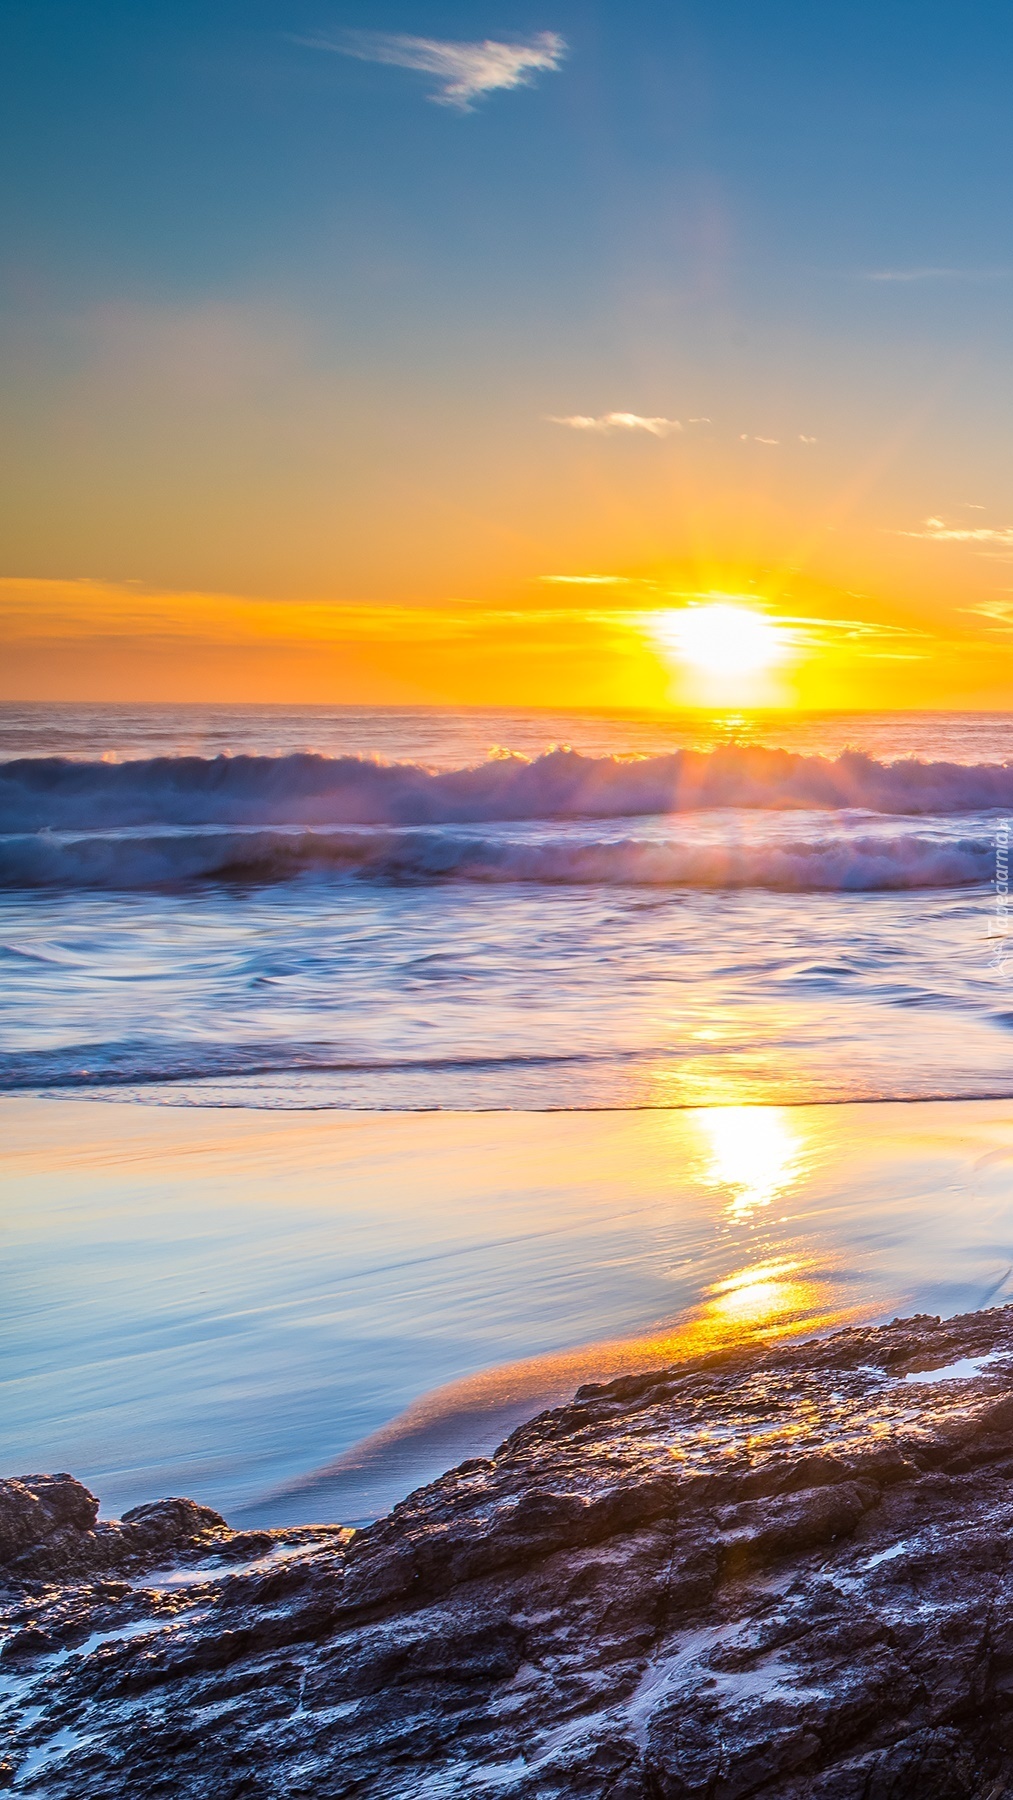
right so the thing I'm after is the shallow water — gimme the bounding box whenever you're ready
[4,704,1013,1522]
[5,1095,1013,1525]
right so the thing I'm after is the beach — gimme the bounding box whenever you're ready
[7,683,1013,1787]
[6,1093,1013,1528]
[4,705,1013,1602]
[9,5,1013,1787]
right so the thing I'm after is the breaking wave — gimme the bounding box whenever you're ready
[3,744,1013,832]
[0,823,993,891]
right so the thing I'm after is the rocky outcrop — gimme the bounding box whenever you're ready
[0,1476,236,1585]
[11,1308,1013,1794]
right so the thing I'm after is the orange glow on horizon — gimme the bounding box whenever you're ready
[3,570,1013,709]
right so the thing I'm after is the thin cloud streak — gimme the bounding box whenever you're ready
[902,517,1013,546]
[962,601,1013,630]
[539,574,632,585]
[862,267,1011,282]
[299,28,566,111]
[547,412,683,437]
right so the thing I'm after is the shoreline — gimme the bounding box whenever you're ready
[7,1093,1013,1527]
[9,1304,1013,1793]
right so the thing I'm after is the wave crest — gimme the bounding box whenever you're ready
[3,743,1013,832]
[0,824,992,891]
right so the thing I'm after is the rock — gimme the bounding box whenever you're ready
[0,1474,97,1563]
[12,1306,1013,1793]
[0,1476,233,1583]
[0,1626,58,1660]
[120,1497,228,1545]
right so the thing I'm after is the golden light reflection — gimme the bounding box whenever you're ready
[708,1258,811,1327]
[311,1249,863,1497]
[642,1050,797,1112]
[696,1105,808,1221]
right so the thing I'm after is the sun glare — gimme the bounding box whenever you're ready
[696,1105,807,1221]
[652,602,790,679]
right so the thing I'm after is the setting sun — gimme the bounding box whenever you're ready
[652,603,791,678]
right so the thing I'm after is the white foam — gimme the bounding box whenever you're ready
[861,1540,913,1569]
[0,821,993,893]
[15,1724,94,1784]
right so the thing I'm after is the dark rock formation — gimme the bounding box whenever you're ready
[11,1307,1013,1794]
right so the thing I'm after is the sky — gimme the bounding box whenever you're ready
[4,0,1013,706]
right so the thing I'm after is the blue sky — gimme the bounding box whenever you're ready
[5,3,1012,303]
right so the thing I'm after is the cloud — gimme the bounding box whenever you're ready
[0,577,651,648]
[864,268,962,282]
[862,267,1011,283]
[779,613,929,646]
[962,600,1013,629]
[902,517,1013,546]
[799,434,818,444]
[539,574,632,585]
[547,412,682,437]
[300,28,566,110]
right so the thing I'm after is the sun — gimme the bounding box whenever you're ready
[652,602,790,678]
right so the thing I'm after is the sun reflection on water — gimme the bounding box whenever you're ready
[707,1258,816,1328]
[288,1105,867,1511]
[696,1105,809,1221]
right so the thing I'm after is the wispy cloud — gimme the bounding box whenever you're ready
[862,267,1010,283]
[299,28,566,111]
[962,600,1013,630]
[539,573,632,585]
[779,613,930,646]
[547,412,683,437]
[902,516,1013,546]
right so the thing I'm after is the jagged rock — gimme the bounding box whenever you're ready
[0,1476,231,1583]
[119,1498,227,1547]
[0,1475,97,1563]
[12,1308,1013,1793]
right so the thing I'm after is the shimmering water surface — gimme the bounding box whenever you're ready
[1,703,1012,1107]
[3,703,1013,1520]
[5,1096,1013,1525]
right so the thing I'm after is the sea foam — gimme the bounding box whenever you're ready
[0,823,993,891]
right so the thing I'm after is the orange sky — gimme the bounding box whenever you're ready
[6,302,1013,709]
[9,8,1013,709]
[4,541,1013,711]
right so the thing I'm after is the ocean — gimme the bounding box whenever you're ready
[4,702,1013,1522]
[1,703,1011,1109]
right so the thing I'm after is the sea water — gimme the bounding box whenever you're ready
[1,703,1012,1109]
[3,703,1013,1521]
